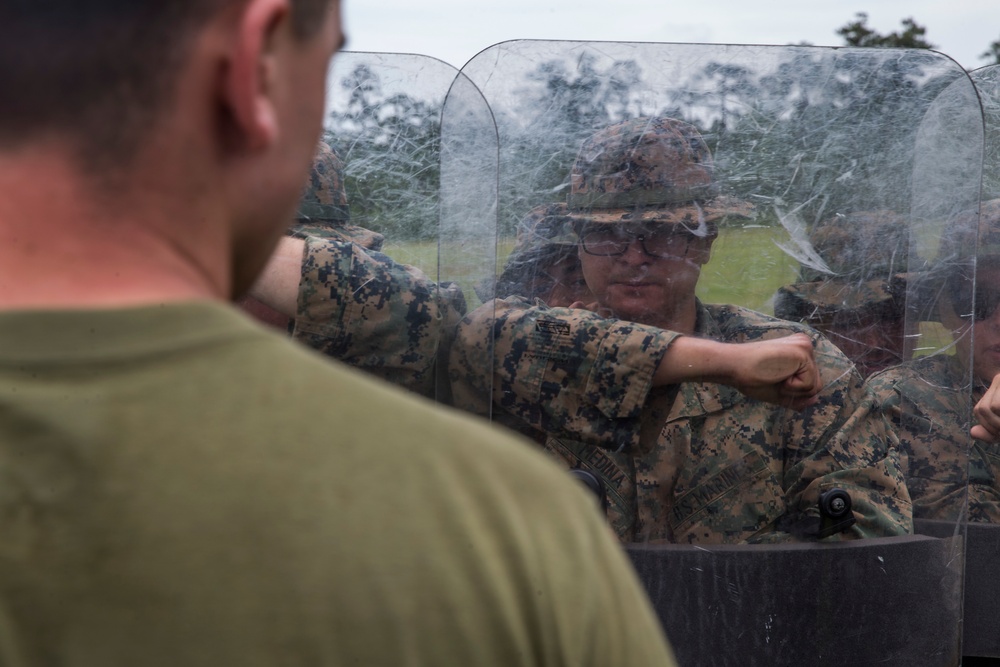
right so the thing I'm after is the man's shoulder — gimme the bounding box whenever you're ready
[301,234,435,293]
[702,303,820,340]
[867,354,965,400]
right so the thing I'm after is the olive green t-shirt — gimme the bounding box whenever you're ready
[0,302,674,666]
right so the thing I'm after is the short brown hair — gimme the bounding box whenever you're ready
[0,0,331,168]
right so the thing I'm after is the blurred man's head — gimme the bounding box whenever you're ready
[563,117,751,329]
[0,0,344,302]
[0,0,335,170]
[774,210,914,376]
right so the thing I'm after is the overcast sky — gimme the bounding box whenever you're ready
[343,0,999,73]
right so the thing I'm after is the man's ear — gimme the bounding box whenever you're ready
[687,233,716,265]
[221,0,292,151]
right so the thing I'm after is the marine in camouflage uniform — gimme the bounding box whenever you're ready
[774,211,918,378]
[245,141,466,398]
[866,355,1000,522]
[293,237,465,398]
[451,117,911,544]
[867,199,1000,522]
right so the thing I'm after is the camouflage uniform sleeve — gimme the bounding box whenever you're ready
[867,360,984,522]
[291,235,466,399]
[765,337,912,542]
[449,297,679,449]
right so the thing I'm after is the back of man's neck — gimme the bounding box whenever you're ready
[0,154,229,310]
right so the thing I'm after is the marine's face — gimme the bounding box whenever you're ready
[969,265,1000,385]
[577,222,711,328]
[538,254,593,307]
[942,263,1000,385]
[819,308,907,377]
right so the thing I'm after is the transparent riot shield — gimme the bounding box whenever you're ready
[972,64,1000,203]
[271,51,488,403]
[444,41,983,665]
[927,63,1000,662]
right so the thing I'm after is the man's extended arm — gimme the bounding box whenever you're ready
[449,297,821,448]
[248,236,303,317]
[251,235,466,398]
[655,334,820,410]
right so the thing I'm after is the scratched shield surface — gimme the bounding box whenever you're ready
[441,41,984,665]
[309,52,494,403]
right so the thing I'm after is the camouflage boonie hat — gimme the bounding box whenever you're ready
[565,117,753,231]
[774,210,915,320]
[492,203,577,300]
[290,142,385,251]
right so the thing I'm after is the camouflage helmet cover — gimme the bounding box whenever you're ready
[565,116,753,230]
[775,210,915,319]
[290,142,385,251]
[297,142,349,222]
[508,202,577,257]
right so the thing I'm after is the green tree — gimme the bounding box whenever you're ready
[981,38,1000,66]
[326,64,443,240]
[714,48,957,228]
[836,13,935,49]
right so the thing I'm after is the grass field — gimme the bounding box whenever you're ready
[697,226,800,313]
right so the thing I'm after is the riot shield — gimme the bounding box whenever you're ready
[444,40,983,665]
[972,64,1000,203]
[932,63,1000,662]
[277,52,492,403]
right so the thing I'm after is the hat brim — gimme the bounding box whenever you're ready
[776,278,900,317]
[563,196,754,227]
[289,222,385,252]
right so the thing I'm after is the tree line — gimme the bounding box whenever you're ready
[327,15,995,241]
[835,12,1000,65]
